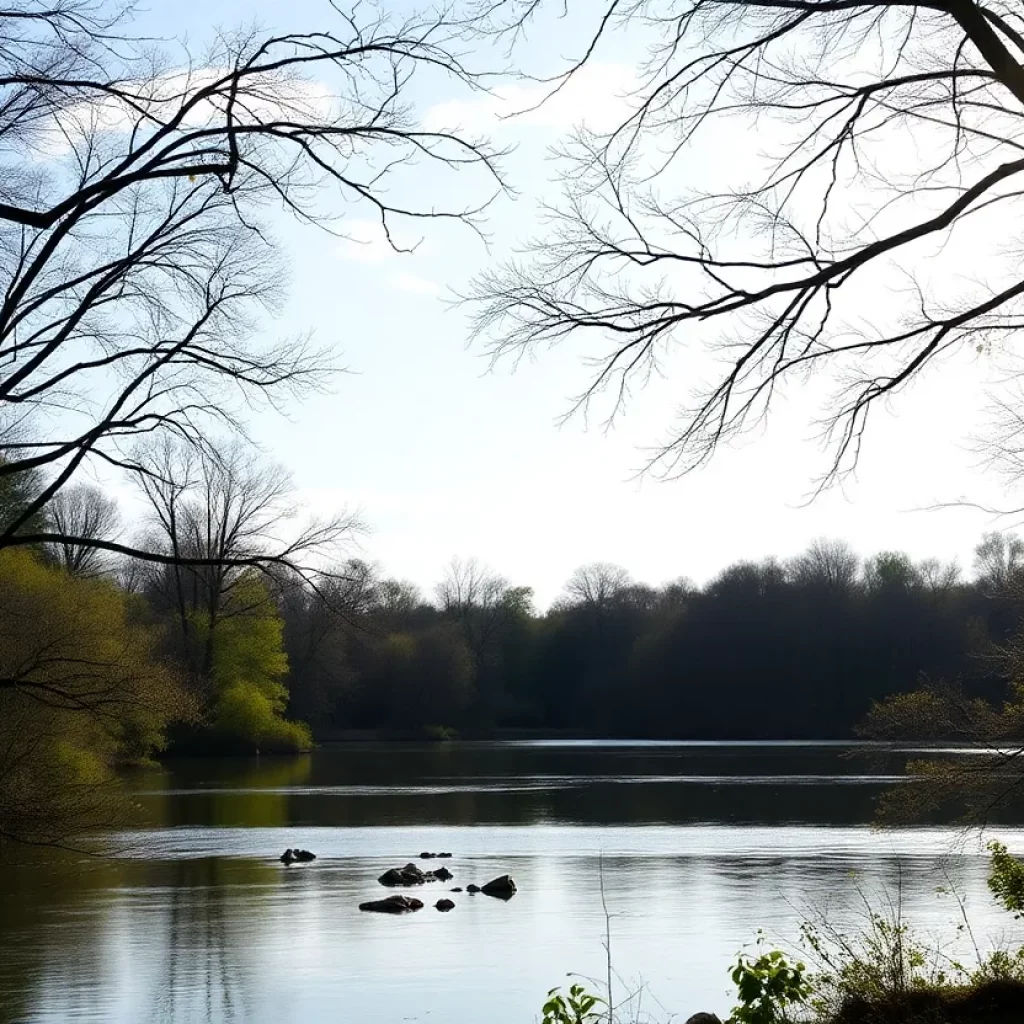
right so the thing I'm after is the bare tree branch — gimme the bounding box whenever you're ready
[471,0,1024,487]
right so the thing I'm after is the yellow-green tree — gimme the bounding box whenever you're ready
[202,573,312,753]
[0,549,193,846]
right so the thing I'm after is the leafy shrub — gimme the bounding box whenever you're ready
[542,984,605,1024]
[988,841,1024,918]
[728,941,811,1024]
[214,682,312,753]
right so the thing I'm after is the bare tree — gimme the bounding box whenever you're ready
[788,538,860,593]
[46,483,120,577]
[135,438,354,689]
[435,556,517,684]
[436,556,510,618]
[472,0,1024,487]
[918,556,962,593]
[0,0,503,562]
[561,562,632,610]
[374,578,425,618]
[974,530,1024,594]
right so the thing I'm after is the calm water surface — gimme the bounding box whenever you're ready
[2,741,1023,1024]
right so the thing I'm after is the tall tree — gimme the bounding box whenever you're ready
[134,440,350,732]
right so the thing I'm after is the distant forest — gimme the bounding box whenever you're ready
[7,452,1024,754]
[285,535,1024,741]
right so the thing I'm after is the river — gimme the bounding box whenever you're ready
[1,741,1022,1024]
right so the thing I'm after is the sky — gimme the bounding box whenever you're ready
[101,0,1024,609]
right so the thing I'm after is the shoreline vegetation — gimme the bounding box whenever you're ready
[9,521,1024,844]
[543,842,1024,1024]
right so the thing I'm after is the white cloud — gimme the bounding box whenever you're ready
[391,271,441,296]
[423,63,637,136]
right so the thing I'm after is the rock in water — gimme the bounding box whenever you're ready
[432,866,453,882]
[378,864,427,887]
[280,849,295,865]
[420,852,436,859]
[435,899,455,912]
[466,884,481,894]
[684,1015,722,1024]
[359,895,424,914]
[292,849,316,862]
[438,852,453,858]
[480,875,517,899]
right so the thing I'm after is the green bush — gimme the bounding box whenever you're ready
[988,842,1024,918]
[729,941,811,1024]
[541,984,605,1024]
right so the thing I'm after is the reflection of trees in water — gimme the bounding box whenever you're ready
[0,858,121,1024]
[136,745,1024,830]
[137,755,314,829]
[0,855,280,1024]
[150,857,277,1024]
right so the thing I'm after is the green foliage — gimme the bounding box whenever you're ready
[800,912,939,1014]
[541,984,605,1024]
[728,941,811,1024]
[988,841,1024,918]
[205,574,311,753]
[213,681,312,753]
[0,549,193,845]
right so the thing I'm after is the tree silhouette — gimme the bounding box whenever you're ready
[472,0,1024,485]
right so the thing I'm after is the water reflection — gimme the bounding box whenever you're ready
[129,742,1024,829]
[2,742,1024,1024]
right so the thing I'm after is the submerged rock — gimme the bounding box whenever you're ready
[359,895,424,914]
[435,899,455,912]
[281,847,316,865]
[432,866,453,882]
[466,884,481,893]
[378,863,427,887]
[450,887,463,893]
[480,875,517,899]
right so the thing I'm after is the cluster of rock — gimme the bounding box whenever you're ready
[359,857,517,913]
[279,848,316,864]
[275,845,517,914]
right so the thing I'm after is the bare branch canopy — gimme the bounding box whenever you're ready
[470,0,1024,486]
[0,0,505,571]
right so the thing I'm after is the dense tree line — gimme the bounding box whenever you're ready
[281,537,1024,741]
[10,439,1024,843]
